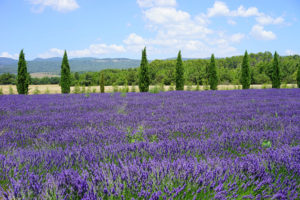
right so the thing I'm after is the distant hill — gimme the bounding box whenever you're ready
[0,57,141,74]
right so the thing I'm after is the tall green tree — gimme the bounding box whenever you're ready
[297,63,300,88]
[175,50,184,90]
[138,47,150,92]
[17,49,29,94]
[208,54,218,90]
[272,51,281,88]
[60,50,71,93]
[241,50,251,89]
[100,73,105,93]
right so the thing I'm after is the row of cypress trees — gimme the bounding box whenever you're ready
[240,50,281,89]
[139,49,285,91]
[14,49,300,94]
[206,50,282,90]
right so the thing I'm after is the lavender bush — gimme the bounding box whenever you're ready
[0,89,299,199]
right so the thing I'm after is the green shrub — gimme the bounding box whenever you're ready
[186,82,193,91]
[113,83,118,93]
[159,83,165,92]
[262,140,272,148]
[0,88,3,95]
[121,82,129,93]
[195,82,200,91]
[126,126,145,143]
[81,86,86,94]
[261,84,268,89]
[9,86,14,94]
[131,83,136,92]
[168,83,175,91]
[73,85,81,94]
[33,87,40,94]
[44,87,50,94]
[87,86,92,94]
[281,83,288,89]
[149,85,160,93]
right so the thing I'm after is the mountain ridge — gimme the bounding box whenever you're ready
[0,57,141,74]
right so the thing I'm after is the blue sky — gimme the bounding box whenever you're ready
[0,0,300,60]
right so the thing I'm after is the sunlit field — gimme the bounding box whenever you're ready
[0,84,297,94]
[0,89,299,199]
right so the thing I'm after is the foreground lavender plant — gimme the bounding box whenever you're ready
[0,89,299,199]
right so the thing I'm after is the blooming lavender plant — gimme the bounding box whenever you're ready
[0,89,299,199]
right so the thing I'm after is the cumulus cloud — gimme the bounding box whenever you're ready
[256,15,284,25]
[28,0,79,13]
[137,0,176,8]
[38,48,64,58]
[230,33,245,43]
[0,52,19,59]
[206,1,284,25]
[32,0,285,59]
[134,0,241,57]
[250,25,276,40]
[207,1,230,17]
[231,5,260,17]
[144,7,190,24]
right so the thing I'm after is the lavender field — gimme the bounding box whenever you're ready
[0,89,299,199]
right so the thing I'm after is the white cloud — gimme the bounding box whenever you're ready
[207,1,230,17]
[137,0,176,8]
[34,0,284,59]
[0,52,19,59]
[28,0,79,13]
[207,2,260,18]
[144,7,190,24]
[256,15,284,25]
[285,49,299,56]
[230,33,245,43]
[124,33,146,46]
[127,0,241,57]
[250,25,276,40]
[206,1,284,25]
[38,48,64,58]
[232,6,260,17]
[39,44,125,58]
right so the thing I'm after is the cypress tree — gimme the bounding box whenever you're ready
[208,54,218,90]
[241,50,251,89]
[272,51,281,88]
[297,63,300,88]
[175,50,184,90]
[17,49,29,94]
[60,50,71,93]
[100,73,105,93]
[138,47,150,92]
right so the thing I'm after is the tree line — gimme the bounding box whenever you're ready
[9,48,300,94]
[3,51,299,87]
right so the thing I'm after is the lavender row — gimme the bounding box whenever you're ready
[0,89,299,199]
